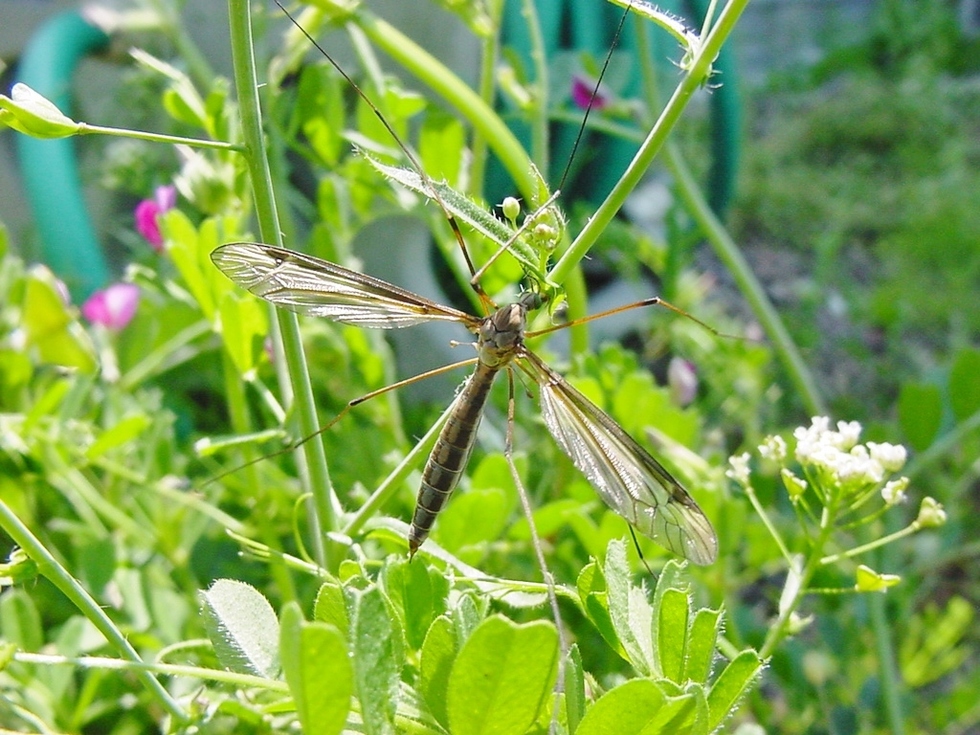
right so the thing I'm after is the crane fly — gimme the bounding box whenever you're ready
[210,242,718,565]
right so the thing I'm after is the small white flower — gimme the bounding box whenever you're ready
[836,447,885,486]
[881,477,909,506]
[759,434,787,462]
[868,442,908,473]
[835,420,862,450]
[726,452,752,485]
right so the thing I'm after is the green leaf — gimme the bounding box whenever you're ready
[313,578,349,639]
[85,414,151,460]
[199,579,280,678]
[577,561,623,658]
[350,585,404,735]
[298,65,345,166]
[21,266,96,372]
[383,557,448,650]
[706,649,764,732]
[419,110,466,186]
[898,382,943,451]
[605,539,656,676]
[217,290,268,376]
[0,589,43,651]
[434,485,509,556]
[564,644,586,735]
[447,615,559,735]
[658,587,689,682]
[576,678,696,735]
[451,592,486,647]
[420,615,457,729]
[280,602,352,735]
[684,608,722,683]
[949,347,980,421]
[364,155,543,280]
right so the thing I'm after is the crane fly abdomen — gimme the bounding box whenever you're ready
[409,298,531,555]
[409,362,501,555]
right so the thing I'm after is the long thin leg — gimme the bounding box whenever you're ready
[504,368,567,724]
[206,357,479,485]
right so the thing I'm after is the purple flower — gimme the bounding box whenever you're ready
[571,75,609,111]
[134,185,177,251]
[82,283,140,330]
[667,357,698,407]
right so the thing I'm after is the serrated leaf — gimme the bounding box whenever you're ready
[200,579,279,678]
[605,539,656,676]
[280,602,351,735]
[364,155,543,279]
[447,616,559,735]
[706,649,764,732]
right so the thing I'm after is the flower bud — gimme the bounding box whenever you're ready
[855,564,901,592]
[915,497,946,528]
[0,83,81,138]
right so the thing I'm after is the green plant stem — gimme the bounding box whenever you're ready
[520,0,549,179]
[0,499,188,721]
[548,0,749,286]
[819,523,918,565]
[758,504,837,660]
[343,397,458,539]
[868,564,905,733]
[743,483,793,562]
[227,0,334,567]
[77,122,242,151]
[349,9,546,206]
[468,0,504,201]
[15,651,288,692]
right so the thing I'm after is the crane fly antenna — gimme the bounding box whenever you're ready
[273,0,492,308]
[554,1,632,194]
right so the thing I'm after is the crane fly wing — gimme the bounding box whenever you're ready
[522,351,718,565]
[212,243,479,329]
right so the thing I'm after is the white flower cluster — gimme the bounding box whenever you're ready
[792,417,907,498]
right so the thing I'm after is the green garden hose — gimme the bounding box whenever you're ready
[15,11,110,302]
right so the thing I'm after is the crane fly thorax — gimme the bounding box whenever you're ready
[477,301,528,367]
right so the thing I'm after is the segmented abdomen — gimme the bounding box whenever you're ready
[409,362,499,555]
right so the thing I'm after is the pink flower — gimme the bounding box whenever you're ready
[82,283,140,329]
[134,185,176,251]
[571,75,609,111]
[667,357,698,407]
